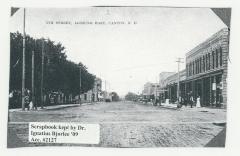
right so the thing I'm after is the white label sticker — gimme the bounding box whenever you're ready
[29,122,100,144]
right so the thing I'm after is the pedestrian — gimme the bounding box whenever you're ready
[24,89,30,111]
[177,96,182,108]
[190,95,194,108]
[29,101,34,110]
[183,96,187,107]
[196,96,201,108]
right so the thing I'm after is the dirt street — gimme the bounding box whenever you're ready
[8,101,226,147]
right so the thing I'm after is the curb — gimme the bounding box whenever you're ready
[9,102,102,112]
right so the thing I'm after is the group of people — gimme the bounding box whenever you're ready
[178,93,201,108]
[152,92,201,108]
[9,89,37,110]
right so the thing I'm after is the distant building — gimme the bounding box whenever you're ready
[142,82,160,100]
[80,77,102,103]
[102,91,112,102]
[159,70,186,103]
[159,72,175,87]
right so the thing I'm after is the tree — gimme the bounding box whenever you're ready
[125,92,138,101]
[9,32,96,108]
[111,92,120,101]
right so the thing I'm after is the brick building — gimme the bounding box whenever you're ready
[157,28,229,108]
[184,28,229,108]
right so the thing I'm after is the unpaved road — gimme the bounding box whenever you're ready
[8,101,226,147]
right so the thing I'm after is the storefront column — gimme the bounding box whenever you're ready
[209,76,212,107]
[184,82,187,100]
[212,76,217,107]
[201,78,204,106]
[168,86,171,101]
[192,81,195,100]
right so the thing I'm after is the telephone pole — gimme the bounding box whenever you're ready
[21,8,26,111]
[154,76,158,104]
[40,39,45,109]
[79,65,82,105]
[176,58,184,107]
[31,48,35,109]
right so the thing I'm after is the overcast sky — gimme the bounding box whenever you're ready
[10,7,227,97]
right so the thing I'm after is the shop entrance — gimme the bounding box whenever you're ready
[203,77,211,106]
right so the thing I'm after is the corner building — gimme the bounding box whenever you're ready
[185,28,229,108]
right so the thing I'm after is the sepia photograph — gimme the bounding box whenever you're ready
[7,6,231,148]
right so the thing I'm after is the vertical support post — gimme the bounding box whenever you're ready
[31,49,35,109]
[213,76,217,107]
[201,78,204,106]
[176,58,184,107]
[210,76,212,107]
[40,39,45,109]
[21,8,26,111]
[79,65,82,104]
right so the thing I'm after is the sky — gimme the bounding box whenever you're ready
[10,7,227,97]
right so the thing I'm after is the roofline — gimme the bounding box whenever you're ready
[186,28,229,58]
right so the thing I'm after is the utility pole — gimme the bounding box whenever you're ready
[40,39,45,109]
[105,80,107,101]
[21,8,26,111]
[176,58,184,107]
[31,48,35,109]
[154,76,158,105]
[105,80,107,91]
[79,64,82,105]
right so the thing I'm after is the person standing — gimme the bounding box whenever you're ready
[24,89,30,111]
[196,96,201,108]
[190,94,194,108]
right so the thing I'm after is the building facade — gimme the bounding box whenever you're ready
[157,28,229,108]
[184,28,229,108]
[159,70,186,103]
[80,77,102,103]
[142,82,160,100]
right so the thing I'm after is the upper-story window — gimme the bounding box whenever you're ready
[212,51,215,70]
[199,57,202,73]
[198,58,200,74]
[203,56,205,72]
[197,59,199,74]
[189,63,191,76]
[216,49,219,68]
[194,60,196,74]
[208,53,211,70]
[193,61,195,75]
[196,59,198,74]
[219,47,223,66]
[206,54,208,71]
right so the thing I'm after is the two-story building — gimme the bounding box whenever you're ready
[184,28,229,107]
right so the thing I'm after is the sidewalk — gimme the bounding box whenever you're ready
[159,103,178,110]
[9,102,102,112]
[159,103,227,112]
